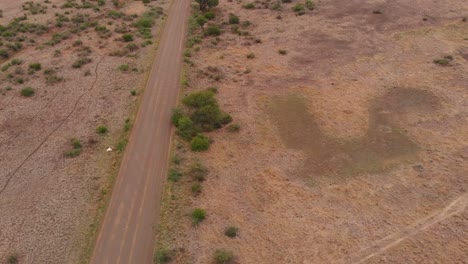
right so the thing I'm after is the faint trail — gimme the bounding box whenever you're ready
[348,193,468,264]
[0,57,104,196]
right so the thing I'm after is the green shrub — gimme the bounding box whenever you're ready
[224,226,238,238]
[131,89,137,96]
[191,208,206,224]
[65,148,81,158]
[305,0,314,10]
[243,3,255,9]
[182,90,217,108]
[433,58,450,66]
[246,52,255,59]
[96,125,108,134]
[0,49,9,58]
[227,123,240,132]
[122,34,134,42]
[292,4,305,12]
[191,134,210,151]
[29,63,42,71]
[116,139,127,152]
[214,249,234,264]
[168,168,182,182]
[191,183,202,194]
[188,161,208,181]
[205,25,221,36]
[204,11,215,20]
[7,254,19,264]
[20,87,34,97]
[118,64,129,71]
[71,138,82,149]
[229,14,239,24]
[154,248,173,263]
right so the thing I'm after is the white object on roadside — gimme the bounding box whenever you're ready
[106,147,113,152]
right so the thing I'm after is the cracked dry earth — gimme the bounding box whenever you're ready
[159,0,468,263]
[0,0,168,263]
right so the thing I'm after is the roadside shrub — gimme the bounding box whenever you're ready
[229,14,239,24]
[188,161,208,181]
[20,87,34,97]
[154,248,173,263]
[29,63,42,71]
[191,208,206,224]
[96,125,108,134]
[191,134,210,151]
[224,226,238,238]
[205,25,221,36]
[214,249,234,264]
[204,11,215,20]
[168,168,182,182]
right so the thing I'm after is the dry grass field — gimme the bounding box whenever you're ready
[158,0,468,263]
[0,0,169,263]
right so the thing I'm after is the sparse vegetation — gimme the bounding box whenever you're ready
[224,226,238,238]
[243,3,255,9]
[191,208,206,224]
[96,125,108,134]
[246,52,255,59]
[154,248,173,263]
[229,14,239,24]
[168,168,182,182]
[29,63,42,71]
[65,138,82,158]
[433,55,453,66]
[20,87,35,97]
[214,249,234,264]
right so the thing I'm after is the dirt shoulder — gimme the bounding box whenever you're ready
[157,0,467,263]
[0,1,170,263]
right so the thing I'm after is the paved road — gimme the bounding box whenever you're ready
[90,0,191,263]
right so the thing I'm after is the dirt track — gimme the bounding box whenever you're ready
[90,0,190,263]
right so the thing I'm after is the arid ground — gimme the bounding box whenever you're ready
[0,0,169,263]
[158,0,468,263]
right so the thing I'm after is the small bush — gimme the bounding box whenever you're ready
[278,49,287,55]
[191,134,210,151]
[168,168,182,182]
[246,52,255,59]
[305,0,314,10]
[243,3,255,9]
[122,34,134,42]
[191,208,206,224]
[118,64,129,71]
[372,10,383,14]
[191,183,202,195]
[292,4,305,12]
[20,87,35,97]
[433,58,450,66]
[29,63,42,71]
[7,254,19,264]
[205,25,221,36]
[224,226,238,238]
[71,138,82,149]
[204,11,215,20]
[227,123,240,132]
[0,49,9,58]
[154,248,173,263]
[214,249,234,264]
[229,14,239,24]
[188,161,208,181]
[96,125,108,134]
[65,148,81,158]
[131,89,137,96]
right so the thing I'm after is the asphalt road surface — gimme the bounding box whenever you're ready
[90,0,191,263]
